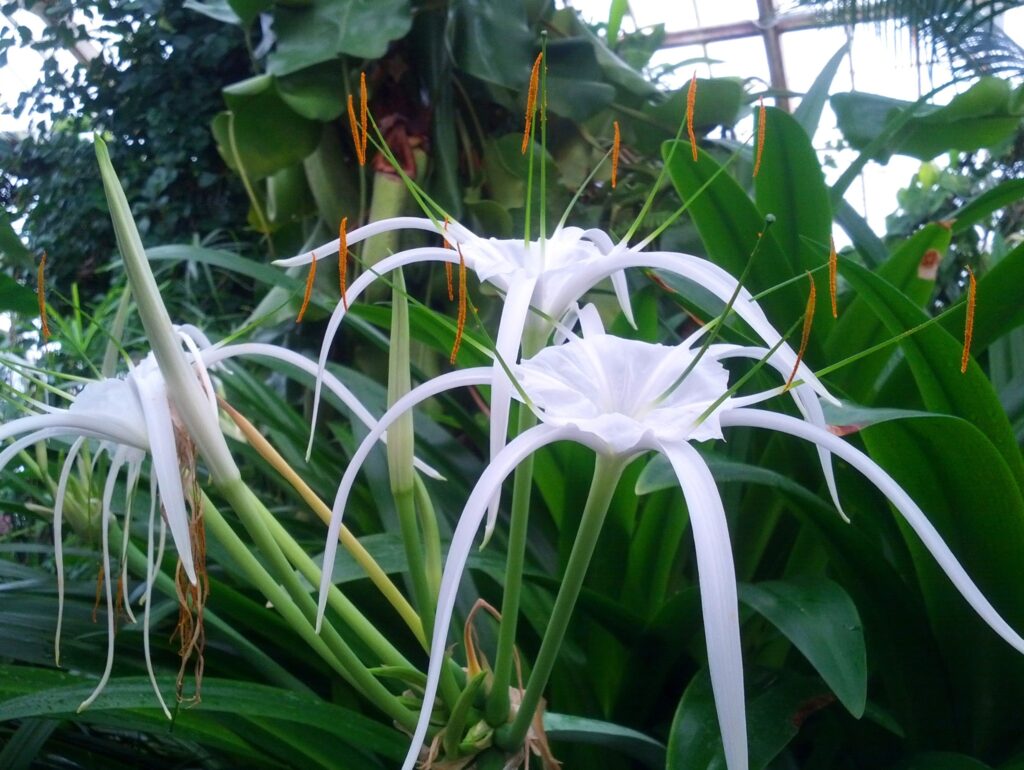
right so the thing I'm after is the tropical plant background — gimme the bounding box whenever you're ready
[1,1,1024,768]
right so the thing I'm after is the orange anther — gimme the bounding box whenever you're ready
[961,266,977,374]
[37,252,50,340]
[443,217,454,302]
[339,217,349,310]
[450,244,467,364]
[347,95,365,166]
[786,272,817,389]
[753,96,767,178]
[296,254,317,323]
[828,237,838,318]
[611,120,621,188]
[687,73,698,162]
[522,52,543,154]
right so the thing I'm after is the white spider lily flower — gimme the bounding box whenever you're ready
[276,218,838,538]
[317,307,1024,770]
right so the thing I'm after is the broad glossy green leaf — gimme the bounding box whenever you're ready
[831,78,1024,161]
[0,718,60,770]
[662,139,805,340]
[544,712,666,768]
[0,669,404,759]
[838,257,1024,491]
[754,107,834,334]
[451,0,533,89]
[545,38,616,122]
[739,578,866,717]
[860,415,1024,752]
[276,61,347,121]
[267,0,413,76]
[833,197,888,267]
[212,77,320,179]
[939,241,1024,354]
[667,669,830,770]
[0,210,32,267]
[826,224,950,400]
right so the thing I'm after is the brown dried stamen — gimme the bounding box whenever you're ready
[522,52,543,154]
[611,120,621,188]
[786,272,816,389]
[339,217,349,310]
[687,73,698,162]
[753,96,767,178]
[359,71,368,163]
[37,252,50,339]
[449,244,467,364]
[828,237,838,318]
[961,266,977,374]
[296,254,317,323]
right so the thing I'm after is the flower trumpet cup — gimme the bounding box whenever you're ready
[318,306,1024,770]
[276,218,842,537]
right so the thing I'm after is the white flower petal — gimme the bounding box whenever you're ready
[661,441,748,770]
[54,436,86,668]
[131,364,196,585]
[402,424,574,770]
[711,345,847,521]
[484,276,538,544]
[306,247,460,459]
[203,342,443,481]
[273,217,469,266]
[722,408,1024,654]
[144,472,172,720]
[317,367,492,630]
[78,447,127,713]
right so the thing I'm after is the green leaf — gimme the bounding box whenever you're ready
[451,0,533,89]
[754,107,834,334]
[545,38,616,122]
[793,42,849,135]
[667,669,830,770]
[838,257,1024,491]
[212,77,320,180]
[0,210,33,268]
[902,752,992,770]
[276,61,347,121]
[543,712,666,768]
[268,0,413,76]
[183,0,242,24]
[939,241,1024,354]
[662,139,808,348]
[0,718,61,770]
[950,179,1024,236]
[832,78,1024,161]
[860,415,1024,750]
[739,578,866,718]
[0,272,39,316]
[0,668,404,760]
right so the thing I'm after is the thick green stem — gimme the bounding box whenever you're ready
[253,499,413,670]
[213,479,417,730]
[495,454,626,750]
[114,520,310,694]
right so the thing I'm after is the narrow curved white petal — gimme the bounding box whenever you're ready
[305,247,461,459]
[0,429,65,475]
[316,367,492,630]
[402,424,575,770]
[54,437,86,667]
[722,409,1024,654]
[273,217,471,266]
[711,345,847,521]
[578,250,837,406]
[0,413,143,448]
[78,448,127,713]
[131,366,196,585]
[661,441,748,770]
[177,331,219,422]
[203,342,443,480]
[484,276,538,544]
[582,227,635,329]
[143,472,172,719]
